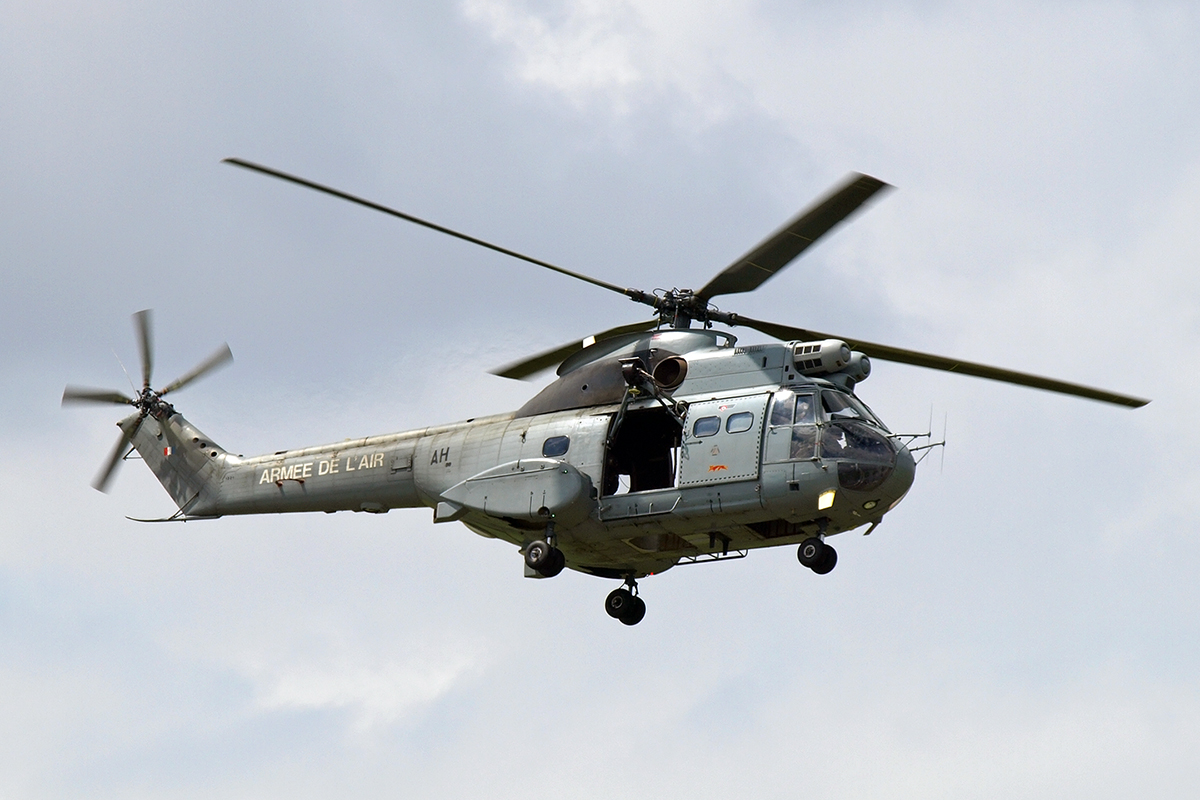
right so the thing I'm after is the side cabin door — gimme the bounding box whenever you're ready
[678,394,769,487]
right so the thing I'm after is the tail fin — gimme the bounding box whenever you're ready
[126,410,229,517]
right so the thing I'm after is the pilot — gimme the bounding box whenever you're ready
[794,395,816,424]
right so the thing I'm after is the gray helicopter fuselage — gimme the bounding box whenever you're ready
[70,167,1146,624]
[127,330,915,578]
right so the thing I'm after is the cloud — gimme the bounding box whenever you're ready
[247,647,486,731]
[5,1,1200,796]
[463,0,645,111]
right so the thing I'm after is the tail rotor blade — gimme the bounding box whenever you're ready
[160,343,234,396]
[92,419,140,493]
[62,386,135,406]
[134,309,154,390]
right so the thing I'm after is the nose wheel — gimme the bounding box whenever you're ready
[605,580,646,625]
[798,536,837,574]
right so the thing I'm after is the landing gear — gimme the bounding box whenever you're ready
[812,545,837,574]
[524,539,565,577]
[798,536,837,574]
[605,580,646,625]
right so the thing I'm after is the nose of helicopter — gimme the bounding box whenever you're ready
[883,440,917,509]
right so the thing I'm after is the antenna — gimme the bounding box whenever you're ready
[941,412,948,474]
[113,348,136,394]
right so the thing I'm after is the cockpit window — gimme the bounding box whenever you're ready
[542,436,570,457]
[821,420,893,464]
[794,394,817,425]
[692,416,721,437]
[820,420,896,491]
[822,390,859,419]
[770,389,795,426]
[791,426,817,460]
[821,390,884,428]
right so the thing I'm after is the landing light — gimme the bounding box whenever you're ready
[863,500,878,510]
[818,490,836,510]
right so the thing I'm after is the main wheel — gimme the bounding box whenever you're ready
[811,544,838,575]
[524,540,554,571]
[619,595,646,626]
[605,587,634,619]
[797,537,826,568]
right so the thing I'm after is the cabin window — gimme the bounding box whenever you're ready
[692,416,721,437]
[542,435,570,458]
[725,412,754,434]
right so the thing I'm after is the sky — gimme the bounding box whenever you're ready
[3,1,1200,797]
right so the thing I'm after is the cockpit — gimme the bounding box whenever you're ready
[765,387,898,492]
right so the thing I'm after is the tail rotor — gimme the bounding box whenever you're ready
[62,309,233,492]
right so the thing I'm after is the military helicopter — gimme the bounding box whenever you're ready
[63,161,1148,625]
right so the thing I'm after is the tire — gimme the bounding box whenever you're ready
[620,596,646,626]
[538,547,566,578]
[811,544,838,575]
[606,587,634,619]
[524,540,553,571]
[797,537,825,568]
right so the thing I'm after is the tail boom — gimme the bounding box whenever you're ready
[127,411,424,518]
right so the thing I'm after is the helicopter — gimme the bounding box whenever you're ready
[63,161,1148,625]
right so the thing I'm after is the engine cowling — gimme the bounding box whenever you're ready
[793,341,871,390]
[792,340,852,375]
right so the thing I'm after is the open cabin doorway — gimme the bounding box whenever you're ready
[602,407,682,496]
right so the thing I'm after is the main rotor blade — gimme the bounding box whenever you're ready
[734,316,1149,408]
[92,417,141,493]
[698,174,890,301]
[159,343,234,396]
[223,158,641,301]
[134,309,153,390]
[491,319,659,380]
[62,386,135,406]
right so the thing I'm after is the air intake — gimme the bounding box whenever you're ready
[792,340,852,375]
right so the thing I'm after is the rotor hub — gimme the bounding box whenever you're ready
[134,388,174,418]
[649,288,724,329]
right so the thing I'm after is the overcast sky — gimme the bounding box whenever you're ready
[3,1,1199,797]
